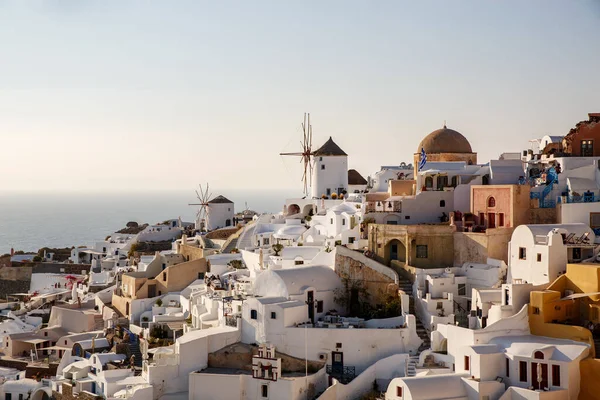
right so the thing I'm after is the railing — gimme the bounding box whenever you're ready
[563,194,597,204]
[326,365,356,384]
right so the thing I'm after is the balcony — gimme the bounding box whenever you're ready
[326,365,356,384]
[366,201,401,213]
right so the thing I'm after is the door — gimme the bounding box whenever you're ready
[91,382,96,394]
[307,291,314,324]
[331,351,344,374]
[148,284,156,298]
[390,244,398,261]
[488,213,496,228]
[531,363,548,390]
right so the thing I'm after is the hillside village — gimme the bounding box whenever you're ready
[3,113,600,400]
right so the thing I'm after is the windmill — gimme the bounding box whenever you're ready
[188,183,212,231]
[280,113,314,196]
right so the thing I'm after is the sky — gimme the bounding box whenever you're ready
[1,0,599,196]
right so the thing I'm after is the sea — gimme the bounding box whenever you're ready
[0,190,297,254]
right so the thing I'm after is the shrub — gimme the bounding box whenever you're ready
[272,243,284,256]
[32,256,42,262]
[155,299,163,307]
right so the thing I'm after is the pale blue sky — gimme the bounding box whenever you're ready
[1,1,599,195]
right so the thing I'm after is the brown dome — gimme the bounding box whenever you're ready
[417,126,472,154]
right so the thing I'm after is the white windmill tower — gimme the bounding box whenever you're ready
[188,183,212,232]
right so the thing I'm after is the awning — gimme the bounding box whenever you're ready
[164,322,184,331]
[552,292,600,302]
[37,345,71,351]
[20,338,48,345]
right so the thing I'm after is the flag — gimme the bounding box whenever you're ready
[418,148,427,171]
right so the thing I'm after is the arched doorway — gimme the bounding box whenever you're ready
[287,204,300,216]
[384,239,406,265]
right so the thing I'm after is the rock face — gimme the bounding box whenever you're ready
[208,343,325,373]
[335,250,399,307]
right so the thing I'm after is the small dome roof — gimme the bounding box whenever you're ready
[418,126,473,154]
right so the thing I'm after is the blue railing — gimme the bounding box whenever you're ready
[563,194,597,203]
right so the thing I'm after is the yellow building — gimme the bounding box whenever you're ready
[528,262,600,399]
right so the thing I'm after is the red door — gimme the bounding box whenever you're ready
[488,213,496,228]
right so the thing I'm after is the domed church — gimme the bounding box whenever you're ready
[413,125,477,175]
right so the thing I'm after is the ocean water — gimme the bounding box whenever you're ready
[0,190,296,254]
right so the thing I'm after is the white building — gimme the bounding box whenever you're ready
[206,195,235,231]
[348,169,368,194]
[388,307,589,400]
[311,137,349,199]
[508,223,595,285]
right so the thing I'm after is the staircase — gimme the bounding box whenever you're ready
[93,315,105,330]
[593,336,600,359]
[406,356,418,377]
[235,222,256,251]
[398,276,430,353]
[221,237,239,254]
[129,342,143,367]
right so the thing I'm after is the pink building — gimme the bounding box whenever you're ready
[470,185,530,229]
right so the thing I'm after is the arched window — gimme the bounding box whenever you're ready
[425,176,433,188]
[488,197,496,208]
[440,200,446,207]
[534,351,544,359]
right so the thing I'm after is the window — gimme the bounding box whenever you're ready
[552,364,561,386]
[405,216,410,220]
[348,237,355,244]
[396,386,403,397]
[336,342,342,349]
[330,218,334,225]
[271,312,276,319]
[326,188,331,196]
[458,283,466,296]
[6,393,11,400]
[263,238,270,245]
[533,307,540,315]
[65,340,68,345]
[342,219,346,225]
[317,300,324,313]
[440,200,445,207]
[18,395,23,400]
[464,356,470,371]
[319,157,323,161]
[44,331,48,337]
[573,247,582,260]
[506,358,510,377]
[437,302,443,310]
[321,164,325,170]
[294,260,304,265]
[163,272,167,281]
[425,176,433,188]
[498,213,504,227]
[534,351,544,360]
[519,361,527,382]
[488,197,496,207]
[416,245,428,258]
[261,384,268,398]
[537,253,542,262]
[581,140,594,157]
[590,212,600,229]
[251,309,258,320]
[519,247,526,260]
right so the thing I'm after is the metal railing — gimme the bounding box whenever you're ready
[326,365,356,384]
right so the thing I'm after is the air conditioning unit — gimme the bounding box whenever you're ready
[318,353,328,361]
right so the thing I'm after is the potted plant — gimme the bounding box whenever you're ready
[272,243,284,256]
[331,193,338,200]
[155,299,163,307]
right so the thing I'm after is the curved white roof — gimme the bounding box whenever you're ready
[273,225,307,239]
[253,266,342,297]
[76,338,110,350]
[3,378,42,392]
[328,202,358,215]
